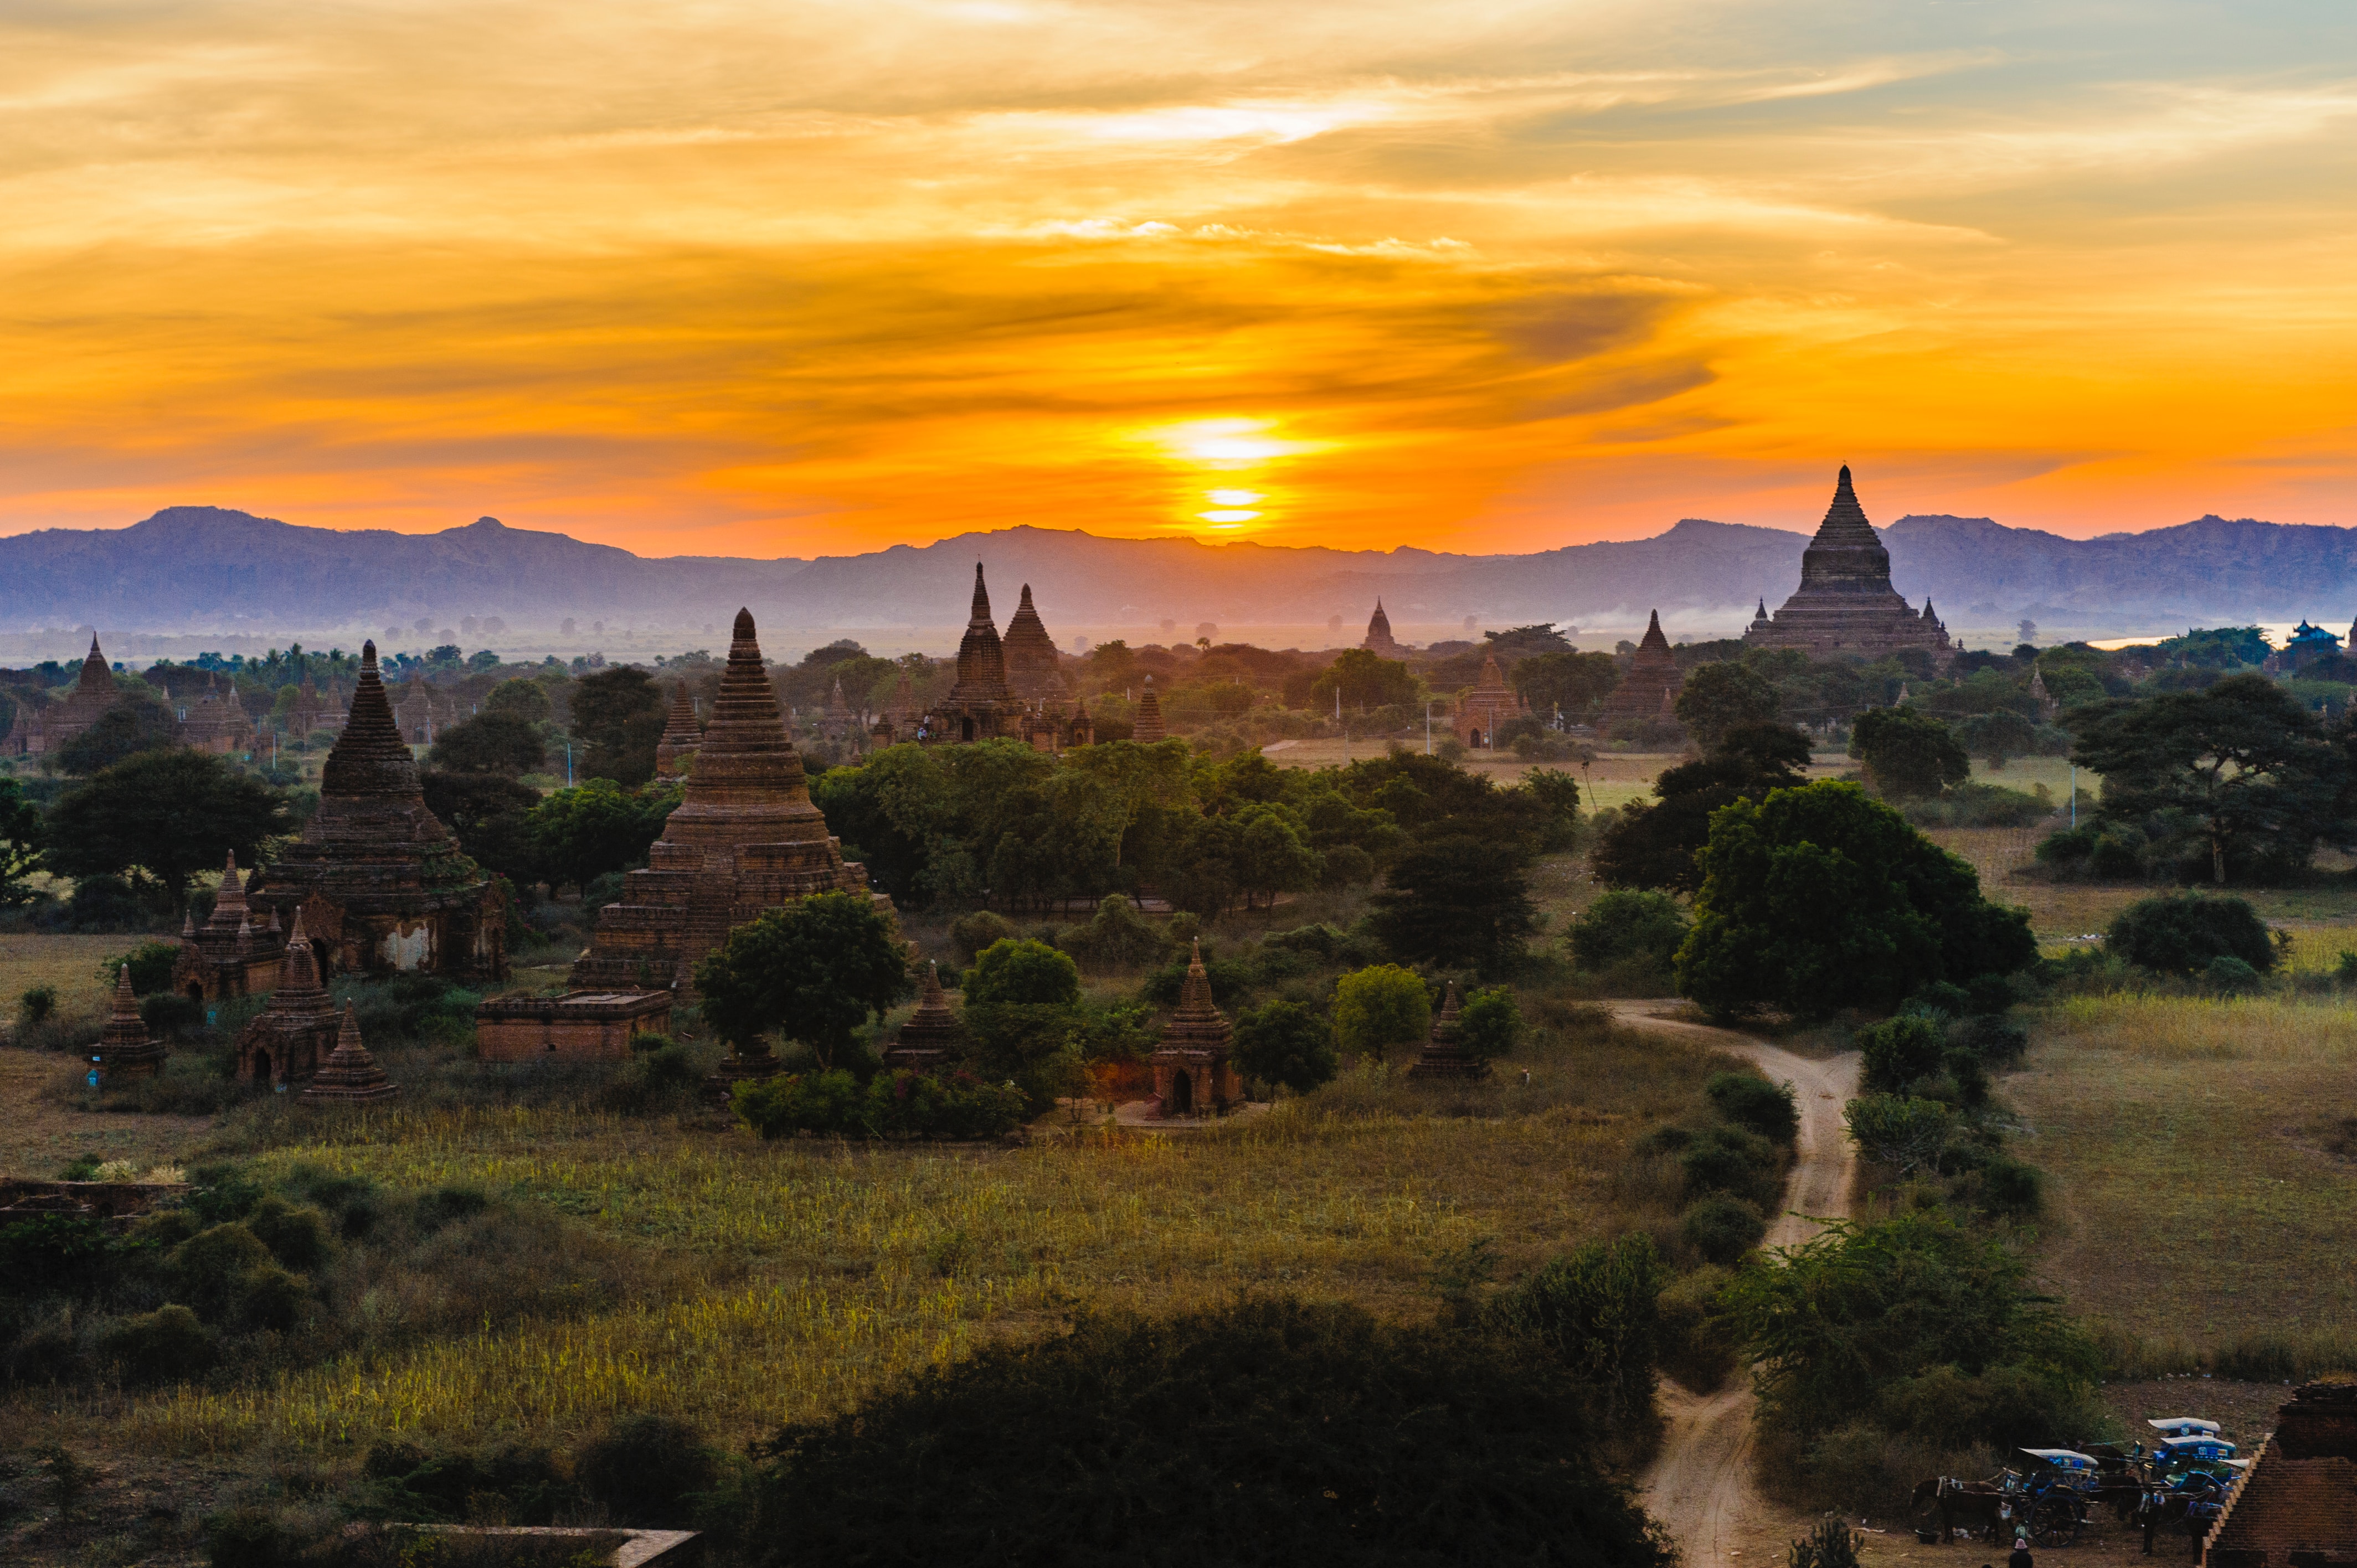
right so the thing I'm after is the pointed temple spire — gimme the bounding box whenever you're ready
[883,956,967,1071]
[94,963,165,1084]
[655,680,703,778]
[1407,980,1487,1080]
[1742,466,1952,666]
[1131,673,1166,742]
[1152,934,1236,1118]
[300,1002,398,1103]
[1596,609,1682,732]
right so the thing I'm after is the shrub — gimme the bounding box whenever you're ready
[104,940,184,995]
[1682,1194,1768,1265]
[101,1303,218,1384]
[1938,1047,1990,1109]
[17,984,55,1028]
[140,992,206,1039]
[947,910,1019,964]
[1054,895,1168,972]
[733,1069,1025,1141]
[1680,1125,1782,1206]
[1232,999,1338,1093]
[577,1413,719,1528]
[1906,979,1971,1018]
[1455,986,1523,1060]
[1262,922,1344,961]
[1842,1095,1954,1175]
[744,1296,1670,1567]
[1485,1234,1667,1422]
[2206,954,2261,993]
[1975,1154,2043,1219]
[1856,1014,1946,1094]
[1707,1072,1798,1144]
[1951,1012,2028,1066]
[203,1504,312,1568]
[244,1195,334,1272]
[2107,893,2275,976]
[1568,889,1690,971]
[1331,963,1430,1062]
[1788,1517,1863,1568]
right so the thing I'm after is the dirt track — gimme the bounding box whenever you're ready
[1611,1002,1861,1568]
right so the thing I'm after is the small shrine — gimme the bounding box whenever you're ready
[1151,940,1239,1118]
[175,674,257,755]
[90,966,165,1086]
[235,910,343,1087]
[882,960,966,1071]
[173,852,289,1003]
[299,1003,398,1104]
[1406,982,1488,1080]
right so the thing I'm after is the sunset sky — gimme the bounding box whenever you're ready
[2,0,2352,558]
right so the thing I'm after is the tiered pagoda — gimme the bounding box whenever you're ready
[477,608,888,1061]
[1131,676,1167,742]
[1001,585,1069,702]
[300,1003,398,1103]
[2,636,121,759]
[1594,611,1684,734]
[245,642,507,983]
[1406,982,1488,1080]
[1151,939,1239,1118]
[655,682,702,777]
[882,960,966,1071]
[235,910,343,1086]
[1452,652,1529,748]
[1361,600,1405,658]
[173,852,289,1002]
[1743,467,1953,664]
[90,966,166,1086]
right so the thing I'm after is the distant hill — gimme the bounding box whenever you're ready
[2,504,2352,648]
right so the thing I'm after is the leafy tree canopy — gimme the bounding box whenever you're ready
[569,666,666,786]
[748,1296,1671,1568]
[965,937,1081,1010]
[2153,626,2273,670]
[1369,833,1537,976]
[421,772,543,881]
[1677,782,2034,1018]
[1311,648,1421,713]
[1510,649,1621,721]
[1847,706,1969,800]
[2106,893,2276,976]
[1568,889,1691,972]
[0,776,41,907]
[484,678,554,724]
[1232,998,1339,1092]
[44,750,290,907]
[693,891,910,1066]
[2071,673,2344,883]
[1590,723,1811,894]
[54,697,182,775]
[526,778,680,892]
[1332,963,1430,1060]
[1673,662,1781,751]
[426,711,545,778]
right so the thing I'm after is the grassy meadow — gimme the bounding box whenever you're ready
[5,1003,1741,1473]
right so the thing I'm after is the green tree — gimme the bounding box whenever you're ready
[1484,1233,1665,1422]
[1332,963,1431,1061]
[1232,999,1339,1092]
[963,937,1084,1107]
[0,776,39,907]
[570,666,667,785]
[44,750,290,911]
[966,937,1082,1009]
[1718,1210,2098,1437]
[526,778,680,892]
[1231,803,1321,910]
[1674,662,1781,751]
[693,892,910,1068]
[1952,709,2041,770]
[1568,889,1691,971]
[1847,706,1970,800]
[747,1296,1672,1568]
[426,711,545,777]
[2106,892,2276,975]
[1676,782,2035,1018]
[1368,834,1536,976]
[485,678,554,723]
[54,696,181,775]
[1456,987,1523,1060]
[2072,673,2345,883]
[421,772,544,879]
[1310,648,1419,712]
[1592,724,1812,893]
[1511,649,1620,721]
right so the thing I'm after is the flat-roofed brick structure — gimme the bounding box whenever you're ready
[476,990,675,1060]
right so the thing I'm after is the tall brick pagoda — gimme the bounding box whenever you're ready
[655,682,702,777]
[1744,466,1953,664]
[882,960,966,1071]
[1406,981,1488,1080]
[2,635,121,759]
[478,608,887,1060]
[1595,611,1684,734]
[1361,600,1404,658]
[930,564,1017,743]
[245,641,506,983]
[90,966,165,1086]
[1002,584,1069,703]
[1131,675,1167,742]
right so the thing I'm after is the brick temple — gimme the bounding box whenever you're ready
[1151,940,1240,1118]
[918,565,1094,750]
[234,910,343,1087]
[1595,611,1685,734]
[245,641,507,983]
[90,966,165,1087]
[477,607,886,1059]
[1452,652,1530,748]
[1406,982,1488,1080]
[1361,600,1405,658]
[2,637,122,758]
[1744,466,1954,664]
[654,682,702,777]
[173,852,289,1002]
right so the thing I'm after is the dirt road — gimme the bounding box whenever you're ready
[1611,1001,1861,1568]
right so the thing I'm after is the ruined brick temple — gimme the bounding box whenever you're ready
[245,641,507,983]
[1406,981,1488,1080]
[1151,939,1241,1118]
[235,910,343,1087]
[882,959,966,1072]
[2204,1381,2357,1567]
[476,607,886,1059]
[173,852,289,1003]
[91,966,164,1086]
[1744,467,1954,664]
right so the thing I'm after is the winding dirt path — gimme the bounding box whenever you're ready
[1610,1001,1862,1568]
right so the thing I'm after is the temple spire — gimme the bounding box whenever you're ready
[969,563,994,630]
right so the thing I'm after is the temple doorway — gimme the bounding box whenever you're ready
[1167,1070,1192,1117]
[252,1049,271,1084]
[960,718,976,742]
[186,982,205,1002]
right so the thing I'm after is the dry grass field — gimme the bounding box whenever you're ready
[2009,993,2357,1352]
[0,931,131,1022]
[6,1014,1742,1467]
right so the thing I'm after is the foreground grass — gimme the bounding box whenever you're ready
[2011,992,2357,1348]
[30,1014,1732,1464]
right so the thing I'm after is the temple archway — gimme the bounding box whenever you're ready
[1167,1069,1193,1117]
[186,981,206,1002]
[252,1048,272,1084]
